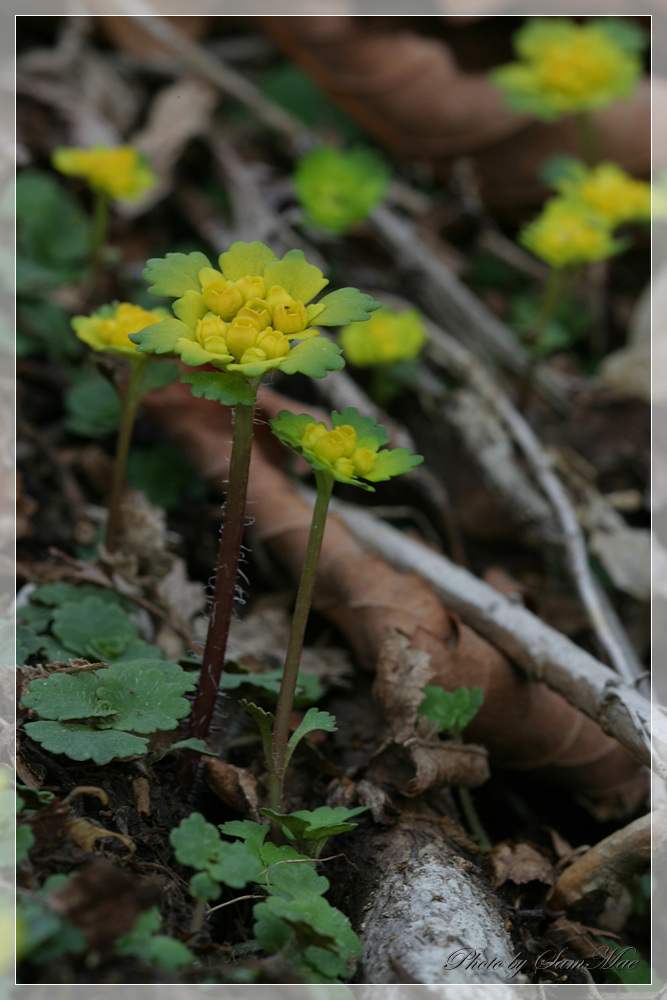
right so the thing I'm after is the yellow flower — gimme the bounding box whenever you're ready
[493,18,645,119]
[72,302,167,358]
[305,422,379,479]
[555,162,651,227]
[519,197,620,269]
[52,145,156,201]
[340,307,427,367]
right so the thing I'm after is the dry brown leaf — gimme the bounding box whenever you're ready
[143,381,647,818]
[259,16,650,211]
[205,758,260,820]
[370,737,489,796]
[490,841,555,889]
[49,859,159,950]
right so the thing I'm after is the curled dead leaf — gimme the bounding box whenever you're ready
[370,737,489,796]
[489,841,555,890]
[205,758,260,820]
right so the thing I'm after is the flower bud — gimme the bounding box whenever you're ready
[195,314,228,347]
[203,336,230,355]
[265,285,292,310]
[239,347,267,365]
[352,447,376,476]
[273,300,308,335]
[235,275,266,302]
[237,298,271,332]
[333,457,355,478]
[256,329,290,360]
[301,423,328,449]
[227,318,260,360]
[313,426,357,464]
[202,279,243,320]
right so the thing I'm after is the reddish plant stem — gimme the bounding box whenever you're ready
[176,396,257,796]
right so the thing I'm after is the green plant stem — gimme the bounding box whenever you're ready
[518,266,570,409]
[104,360,148,553]
[576,111,600,166]
[269,471,334,814]
[91,189,109,274]
[458,787,492,852]
[187,396,257,747]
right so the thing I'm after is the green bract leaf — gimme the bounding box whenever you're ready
[331,408,389,449]
[51,597,137,660]
[219,241,277,281]
[363,447,424,482]
[418,685,484,736]
[314,288,382,327]
[285,708,337,768]
[278,337,344,378]
[181,371,256,406]
[262,250,329,304]
[129,316,191,356]
[24,722,148,764]
[144,251,212,298]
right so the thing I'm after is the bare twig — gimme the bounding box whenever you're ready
[325,495,661,776]
[549,810,663,916]
[418,318,645,691]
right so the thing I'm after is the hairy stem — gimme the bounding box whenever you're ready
[269,471,334,812]
[104,360,148,553]
[90,189,109,275]
[187,396,257,745]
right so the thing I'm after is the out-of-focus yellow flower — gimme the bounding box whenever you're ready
[52,145,156,201]
[555,162,651,226]
[493,18,645,119]
[340,307,427,367]
[72,302,167,359]
[519,197,621,269]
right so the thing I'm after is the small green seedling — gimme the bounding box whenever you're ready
[22,658,196,764]
[259,805,369,858]
[418,686,484,739]
[170,814,361,983]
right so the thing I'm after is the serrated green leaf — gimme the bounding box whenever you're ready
[364,447,423,482]
[279,337,344,378]
[262,250,329,304]
[315,288,381,327]
[207,841,264,888]
[181,371,256,406]
[130,316,192,356]
[24,722,148,764]
[418,685,484,736]
[189,871,221,901]
[64,374,121,439]
[331,408,389,449]
[218,241,277,282]
[239,699,274,766]
[30,582,138,611]
[51,596,138,661]
[143,252,212,298]
[260,842,329,898]
[260,806,368,845]
[218,820,268,856]
[172,290,207,328]
[171,812,224,870]
[269,411,316,451]
[221,667,322,707]
[115,907,195,971]
[22,672,117,722]
[285,708,337,768]
[17,626,41,665]
[160,737,214,757]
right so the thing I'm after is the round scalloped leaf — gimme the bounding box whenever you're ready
[171,812,224,870]
[129,316,193,356]
[181,371,256,406]
[313,288,381,327]
[24,721,148,764]
[51,597,138,660]
[218,241,277,281]
[95,664,191,734]
[207,841,265,889]
[262,250,329,304]
[21,671,116,722]
[144,252,212,298]
[363,447,423,482]
[278,338,344,378]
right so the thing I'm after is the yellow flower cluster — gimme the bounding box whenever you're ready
[493,18,644,119]
[301,421,377,480]
[72,302,166,358]
[555,162,651,227]
[519,198,619,270]
[52,145,156,201]
[189,267,316,368]
[340,307,426,367]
